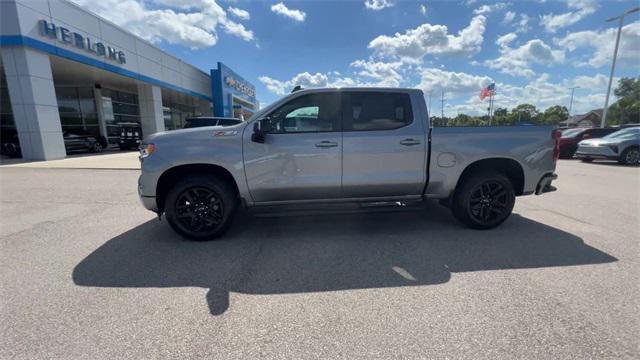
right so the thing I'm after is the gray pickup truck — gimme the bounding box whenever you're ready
[138,88,559,240]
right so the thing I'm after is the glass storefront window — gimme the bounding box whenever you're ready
[162,97,198,130]
[101,88,140,145]
[55,86,100,137]
[1,65,19,156]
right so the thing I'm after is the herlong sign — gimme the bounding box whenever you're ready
[39,20,126,64]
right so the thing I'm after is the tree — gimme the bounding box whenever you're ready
[609,77,640,125]
[493,108,508,117]
[511,104,540,124]
[542,105,569,125]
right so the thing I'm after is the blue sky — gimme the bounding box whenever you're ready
[74,0,640,116]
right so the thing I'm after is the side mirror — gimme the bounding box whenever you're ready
[251,119,266,143]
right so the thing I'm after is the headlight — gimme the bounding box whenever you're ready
[139,143,155,158]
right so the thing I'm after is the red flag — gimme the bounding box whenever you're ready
[479,87,491,100]
[479,83,496,100]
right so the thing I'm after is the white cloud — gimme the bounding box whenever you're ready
[556,21,640,68]
[271,2,306,22]
[485,38,564,78]
[350,60,404,87]
[365,0,394,11]
[516,14,531,33]
[503,11,516,24]
[259,59,408,95]
[417,68,493,95]
[437,72,612,117]
[539,0,597,33]
[368,15,487,61]
[420,4,427,16]
[69,0,253,49]
[473,2,509,15]
[259,72,329,96]
[496,32,517,48]
[227,6,250,21]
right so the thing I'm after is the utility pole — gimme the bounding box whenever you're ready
[441,90,445,123]
[601,6,640,128]
[428,91,433,116]
[568,86,579,117]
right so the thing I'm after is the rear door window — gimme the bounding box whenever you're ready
[342,92,413,131]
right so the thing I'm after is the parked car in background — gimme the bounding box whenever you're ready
[184,117,242,128]
[559,127,619,159]
[0,129,21,158]
[576,127,640,165]
[63,130,107,154]
[2,129,107,158]
[118,123,142,150]
[619,123,640,128]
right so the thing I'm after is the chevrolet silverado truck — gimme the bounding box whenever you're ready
[138,88,559,240]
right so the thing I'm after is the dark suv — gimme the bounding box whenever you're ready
[184,117,242,128]
[558,127,618,159]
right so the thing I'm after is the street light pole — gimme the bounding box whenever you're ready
[601,6,640,128]
[568,86,579,117]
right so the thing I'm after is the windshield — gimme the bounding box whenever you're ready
[561,128,585,138]
[602,127,640,139]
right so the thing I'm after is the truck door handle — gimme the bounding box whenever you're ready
[400,139,421,146]
[315,141,338,148]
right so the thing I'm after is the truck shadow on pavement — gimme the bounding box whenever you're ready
[72,203,617,315]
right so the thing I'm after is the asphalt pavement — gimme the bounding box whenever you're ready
[0,160,638,359]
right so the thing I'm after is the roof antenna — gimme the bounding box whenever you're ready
[291,85,303,93]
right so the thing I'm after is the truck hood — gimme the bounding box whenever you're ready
[144,122,249,143]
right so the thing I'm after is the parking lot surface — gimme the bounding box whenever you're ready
[0,160,638,359]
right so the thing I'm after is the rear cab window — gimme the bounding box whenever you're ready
[341,91,413,131]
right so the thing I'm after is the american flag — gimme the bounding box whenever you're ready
[479,83,496,100]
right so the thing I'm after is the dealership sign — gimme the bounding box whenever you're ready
[39,20,126,64]
[224,75,255,98]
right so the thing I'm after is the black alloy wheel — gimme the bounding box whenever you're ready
[620,147,640,165]
[165,175,237,241]
[174,187,224,233]
[468,180,509,224]
[92,141,103,153]
[451,172,516,229]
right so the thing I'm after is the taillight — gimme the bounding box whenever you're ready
[552,129,561,162]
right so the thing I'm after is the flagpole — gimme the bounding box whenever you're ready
[489,93,493,126]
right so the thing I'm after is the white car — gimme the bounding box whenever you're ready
[576,127,640,165]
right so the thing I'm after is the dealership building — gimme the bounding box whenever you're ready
[0,0,257,160]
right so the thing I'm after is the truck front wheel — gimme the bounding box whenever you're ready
[165,175,238,241]
[451,172,515,229]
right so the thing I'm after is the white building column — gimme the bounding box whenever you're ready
[1,46,65,160]
[137,83,164,139]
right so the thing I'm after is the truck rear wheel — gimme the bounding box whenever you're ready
[451,172,515,229]
[165,175,237,241]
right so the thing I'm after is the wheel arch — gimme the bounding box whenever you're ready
[454,157,525,197]
[156,163,239,213]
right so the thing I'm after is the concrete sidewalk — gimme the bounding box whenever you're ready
[0,151,140,170]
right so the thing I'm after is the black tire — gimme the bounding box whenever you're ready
[92,141,103,153]
[619,147,640,166]
[580,158,593,163]
[451,172,516,230]
[165,175,237,241]
[559,146,576,159]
